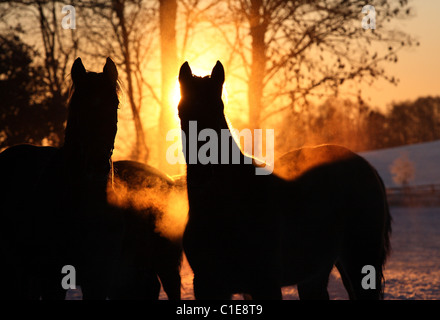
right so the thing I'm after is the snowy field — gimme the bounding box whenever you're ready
[163,206,440,300]
[360,140,440,188]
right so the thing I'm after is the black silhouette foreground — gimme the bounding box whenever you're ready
[0,57,121,299]
[0,58,182,300]
[178,61,391,300]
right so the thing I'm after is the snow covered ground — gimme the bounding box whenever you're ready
[360,140,440,188]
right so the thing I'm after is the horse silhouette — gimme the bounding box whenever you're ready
[108,160,182,300]
[178,61,391,300]
[0,58,183,300]
[0,57,122,299]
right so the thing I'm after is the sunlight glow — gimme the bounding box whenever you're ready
[171,78,181,124]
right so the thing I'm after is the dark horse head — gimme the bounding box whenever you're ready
[63,57,119,183]
[177,61,238,184]
[178,61,225,139]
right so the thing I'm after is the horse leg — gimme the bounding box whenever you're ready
[38,264,73,300]
[40,274,67,300]
[193,274,231,300]
[155,238,182,300]
[297,267,332,300]
[337,252,384,300]
[138,273,161,299]
[78,247,111,299]
[109,269,161,300]
[335,261,356,300]
[157,268,182,300]
[2,261,37,299]
[79,260,112,300]
[248,282,282,300]
[338,216,387,300]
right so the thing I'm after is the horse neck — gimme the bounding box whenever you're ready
[185,112,249,189]
[60,141,111,200]
[62,113,112,183]
[218,114,248,165]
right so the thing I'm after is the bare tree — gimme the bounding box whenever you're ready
[79,0,184,171]
[158,0,178,173]
[0,0,80,145]
[78,0,158,163]
[390,152,415,187]
[215,0,416,130]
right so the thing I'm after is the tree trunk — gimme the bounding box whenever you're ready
[113,0,149,162]
[248,0,267,156]
[248,0,267,129]
[36,1,70,146]
[159,0,178,174]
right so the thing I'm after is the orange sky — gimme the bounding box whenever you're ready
[361,0,440,111]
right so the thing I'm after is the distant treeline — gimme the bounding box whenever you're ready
[276,96,440,155]
[0,33,67,149]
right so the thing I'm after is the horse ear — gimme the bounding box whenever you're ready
[211,61,225,86]
[71,57,86,85]
[179,62,192,84]
[103,57,118,85]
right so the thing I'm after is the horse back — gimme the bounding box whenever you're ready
[275,144,363,180]
[274,144,391,286]
[0,144,59,206]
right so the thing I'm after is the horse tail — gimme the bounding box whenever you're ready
[379,172,392,263]
[337,164,392,300]
[376,170,392,299]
